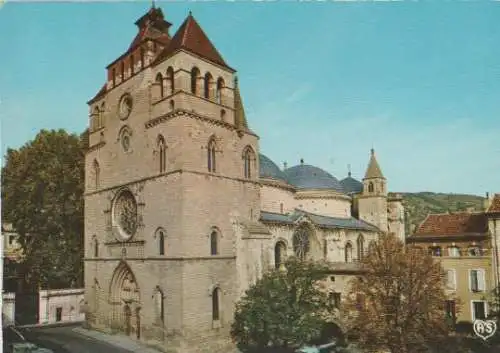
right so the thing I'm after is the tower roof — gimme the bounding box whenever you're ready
[234,78,248,131]
[129,7,172,50]
[154,12,233,71]
[364,148,385,180]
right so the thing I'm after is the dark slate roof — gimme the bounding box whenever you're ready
[284,163,344,192]
[260,209,379,232]
[340,175,363,194]
[259,154,287,182]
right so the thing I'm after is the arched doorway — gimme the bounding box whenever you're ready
[109,261,141,337]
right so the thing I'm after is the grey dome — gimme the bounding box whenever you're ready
[340,175,363,194]
[284,163,344,192]
[259,154,287,182]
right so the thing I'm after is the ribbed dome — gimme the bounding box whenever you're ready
[340,175,363,194]
[284,163,344,192]
[259,154,287,182]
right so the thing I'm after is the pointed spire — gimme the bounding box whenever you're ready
[234,77,248,131]
[364,148,385,179]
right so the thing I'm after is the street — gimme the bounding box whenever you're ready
[18,325,138,353]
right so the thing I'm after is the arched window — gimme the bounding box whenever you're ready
[120,61,125,80]
[191,67,200,95]
[368,182,374,193]
[154,288,164,324]
[274,241,286,269]
[156,73,164,98]
[345,242,353,263]
[368,240,376,254]
[93,238,99,257]
[216,78,224,104]
[207,137,217,173]
[92,107,100,131]
[210,230,218,255]
[166,67,175,95]
[130,54,135,75]
[100,102,105,128]
[159,230,165,255]
[243,146,254,179]
[357,234,365,261]
[112,68,116,86]
[204,72,213,99]
[212,287,220,321]
[157,135,166,173]
[293,224,312,261]
[93,159,100,188]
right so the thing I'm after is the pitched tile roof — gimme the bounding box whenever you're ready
[414,212,489,237]
[487,194,500,213]
[154,13,232,70]
[364,149,384,179]
[260,209,379,232]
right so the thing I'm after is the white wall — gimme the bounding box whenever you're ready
[2,292,16,325]
[38,288,85,324]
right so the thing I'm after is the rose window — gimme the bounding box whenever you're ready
[293,225,311,261]
[113,190,138,240]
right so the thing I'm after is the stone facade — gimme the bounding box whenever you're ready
[83,7,405,353]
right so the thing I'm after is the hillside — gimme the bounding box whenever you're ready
[401,192,486,234]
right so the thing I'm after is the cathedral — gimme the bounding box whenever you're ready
[84,6,405,353]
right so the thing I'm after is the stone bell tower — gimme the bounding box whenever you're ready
[357,149,388,233]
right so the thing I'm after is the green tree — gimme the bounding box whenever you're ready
[342,233,461,353]
[2,129,85,290]
[230,257,334,353]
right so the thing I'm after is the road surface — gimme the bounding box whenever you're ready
[19,325,138,353]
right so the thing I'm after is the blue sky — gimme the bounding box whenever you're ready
[1,1,499,196]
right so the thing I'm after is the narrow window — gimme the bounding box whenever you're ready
[156,73,164,98]
[210,231,218,255]
[345,242,353,263]
[112,68,116,86]
[94,239,99,257]
[140,47,145,69]
[157,135,166,173]
[130,54,135,75]
[120,61,125,80]
[216,78,224,104]
[155,289,164,324]
[212,288,220,321]
[243,147,253,179]
[159,231,165,255]
[280,203,284,214]
[357,234,364,261]
[445,300,456,323]
[208,138,216,172]
[274,241,286,269]
[93,160,100,189]
[323,239,328,259]
[204,72,213,99]
[166,67,175,95]
[473,301,486,320]
[368,182,374,193]
[191,67,200,95]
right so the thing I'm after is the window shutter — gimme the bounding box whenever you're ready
[478,270,485,291]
